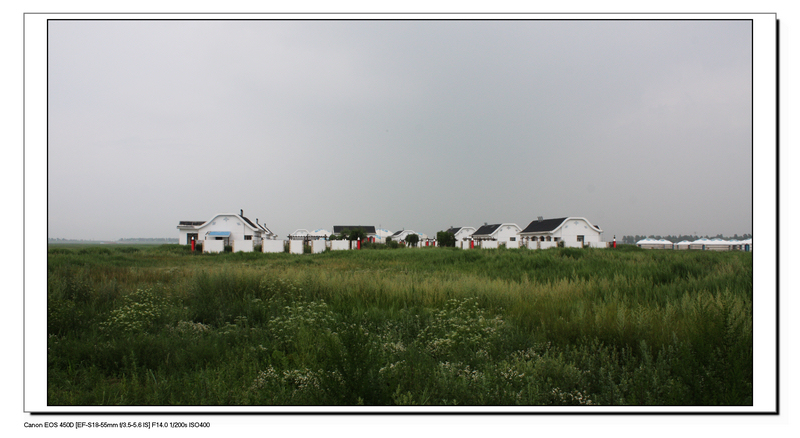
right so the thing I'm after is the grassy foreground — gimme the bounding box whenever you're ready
[47,244,752,406]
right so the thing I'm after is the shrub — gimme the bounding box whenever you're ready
[100,288,169,335]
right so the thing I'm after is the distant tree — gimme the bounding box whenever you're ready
[347,227,367,242]
[405,233,420,248]
[436,231,456,247]
[622,236,635,245]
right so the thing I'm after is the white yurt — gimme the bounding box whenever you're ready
[739,238,753,251]
[636,238,674,249]
[704,238,734,251]
[688,238,712,250]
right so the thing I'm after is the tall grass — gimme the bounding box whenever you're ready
[47,244,752,405]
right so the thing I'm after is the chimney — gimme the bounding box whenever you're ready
[240,209,243,216]
[538,216,543,222]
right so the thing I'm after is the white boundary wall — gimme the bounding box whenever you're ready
[540,241,558,250]
[506,240,519,249]
[312,240,326,254]
[203,240,224,253]
[262,240,285,253]
[289,240,304,254]
[331,241,350,251]
[481,241,498,249]
[233,240,254,253]
[588,241,608,249]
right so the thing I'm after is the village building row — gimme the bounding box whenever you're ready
[177,214,607,252]
[449,217,605,249]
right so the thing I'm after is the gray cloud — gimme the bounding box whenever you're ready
[47,19,752,240]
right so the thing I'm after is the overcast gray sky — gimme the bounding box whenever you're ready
[47,19,752,240]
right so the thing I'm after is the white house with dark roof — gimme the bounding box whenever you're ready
[176,210,276,247]
[445,226,477,243]
[519,217,603,248]
[332,225,379,242]
[388,229,426,245]
[470,223,522,245]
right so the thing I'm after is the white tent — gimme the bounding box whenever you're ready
[703,238,734,251]
[688,238,711,250]
[739,238,753,251]
[636,238,674,249]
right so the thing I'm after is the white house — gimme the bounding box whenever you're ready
[471,223,522,245]
[519,217,603,248]
[177,210,275,247]
[374,228,394,243]
[445,226,477,243]
[311,229,332,239]
[332,225,379,242]
[289,228,332,243]
[288,229,311,240]
[388,229,426,246]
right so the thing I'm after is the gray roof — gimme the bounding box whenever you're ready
[240,215,273,235]
[472,224,503,236]
[240,216,258,229]
[333,225,377,234]
[521,218,568,233]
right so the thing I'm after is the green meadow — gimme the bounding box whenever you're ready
[46,244,752,406]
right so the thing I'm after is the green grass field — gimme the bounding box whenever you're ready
[47,244,752,406]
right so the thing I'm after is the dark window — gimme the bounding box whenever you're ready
[245,235,253,240]
[577,235,584,242]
